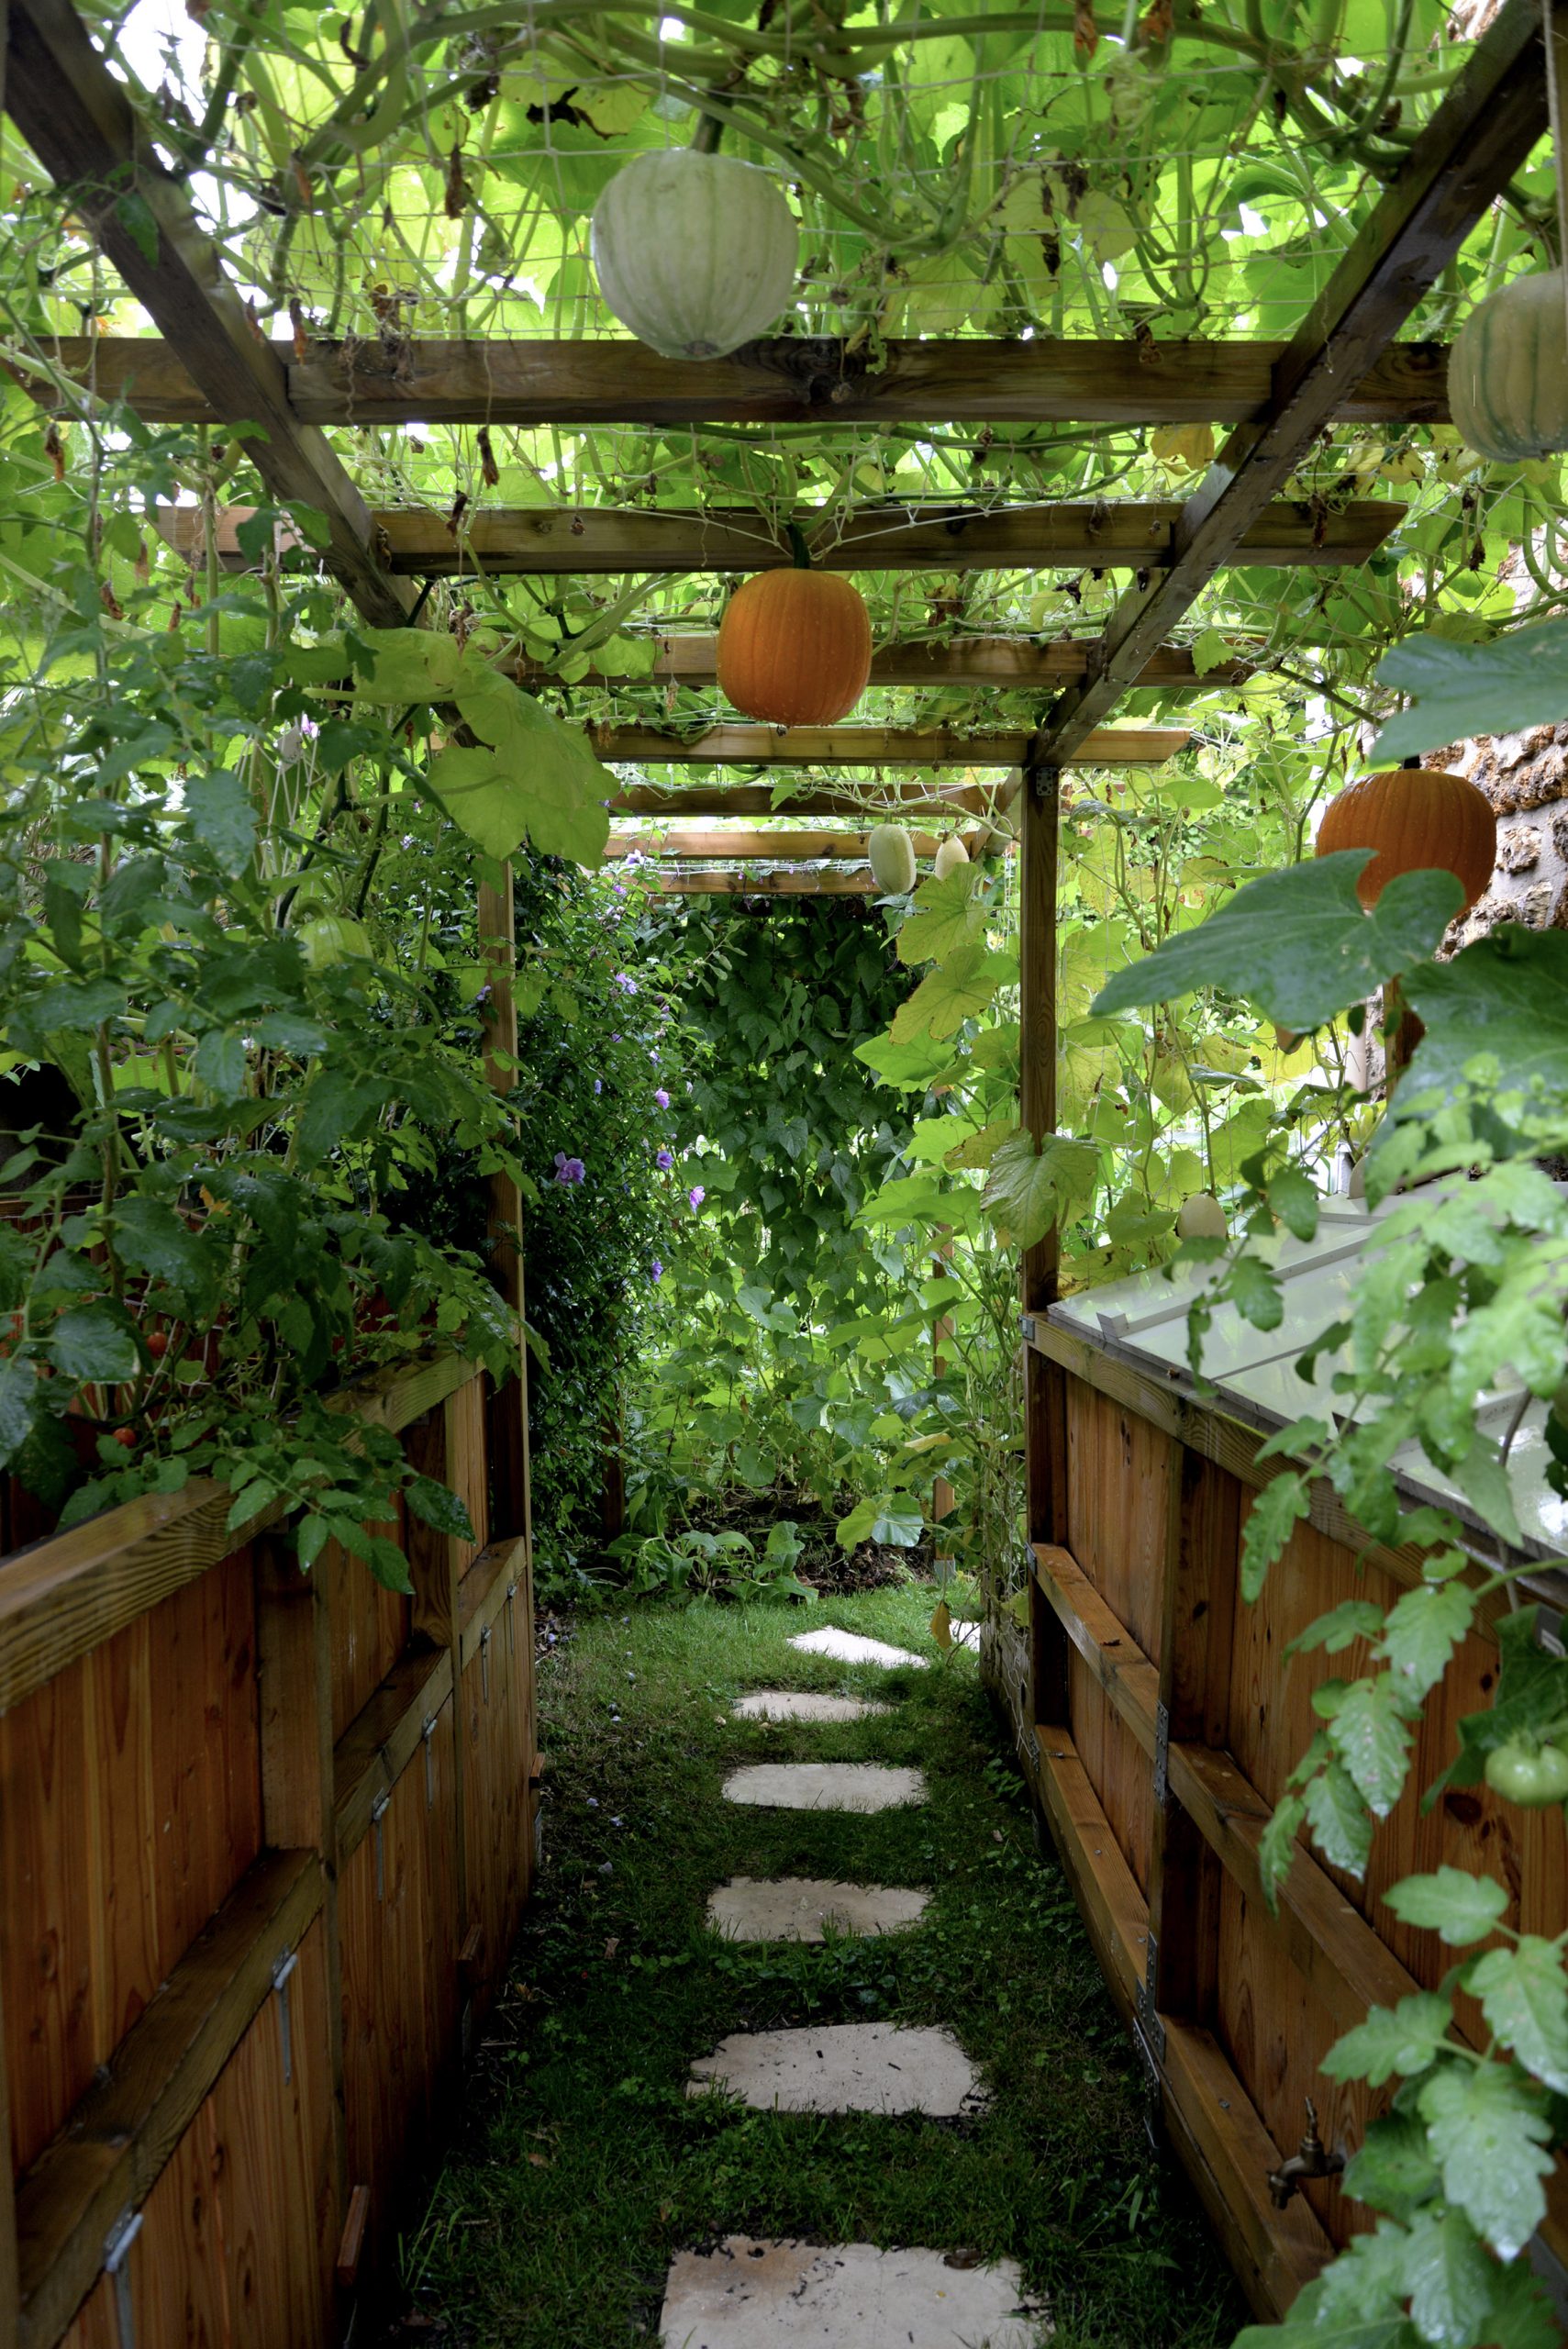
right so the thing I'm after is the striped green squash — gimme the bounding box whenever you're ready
[1448,271,1568,462]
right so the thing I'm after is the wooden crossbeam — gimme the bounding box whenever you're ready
[605,828,988,861]
[650,869,879,896]
[1025,0,1548,774]
[29,336,1453,429]
[2,0,412,629]
[594,724,1186,768]
[611,785,1004,819]
[155,499,1401,579]
[519,636,1256,691]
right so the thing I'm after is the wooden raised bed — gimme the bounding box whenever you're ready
[0,1346,538,2349]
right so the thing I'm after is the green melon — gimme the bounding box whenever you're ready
[1448,272,1568,462]
[867,824,917,896]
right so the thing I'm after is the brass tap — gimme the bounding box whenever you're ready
[1267,2099,1344,2209]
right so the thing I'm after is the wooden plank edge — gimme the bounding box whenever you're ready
[14,1848,321,2349]
[1033,1542,1161,1755]
[333,1642,455,1862]
[0,1349,479,1713]
[457,1535,530,1670]
[1161,2019,1333,2319]
[1033,1725,1148,2016]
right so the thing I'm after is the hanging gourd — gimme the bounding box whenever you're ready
[1175,1194,1228,1241]
[1448,272,1568,462]
[933,835,970,882]
[867,825,917,896]
[589,150,798,361]
[1315,766,1494,913]
[717,526,873,725]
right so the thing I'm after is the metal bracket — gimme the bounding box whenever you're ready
[506,1581,517,1655]
[1134,1977,1166,2069]
[1152,1700,1171,1808]
[1144,1928,1160,2008]
[272,1947,299,2083]
[422,1713,438,1809]
[371,1789,391,1900]
[1019,1313,1036,1344]
[105,2208,144,2349]
[480,1620,493,1703]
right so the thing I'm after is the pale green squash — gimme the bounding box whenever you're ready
[867,825,917,896]
[1448,272,1568,462]
[590,151,798,362]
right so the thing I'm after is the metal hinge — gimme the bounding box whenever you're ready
[1019,1313,1036,1343]
[371,1789,391,1899]
[422,1712,438,1809]
[272,1947,299,2083]
[1144,1928,1160,2008]
[480,1620,494,1702]
[1134,1977,1166,2069]
[1152,1700,1171,1808]
[105,2209,145,2348]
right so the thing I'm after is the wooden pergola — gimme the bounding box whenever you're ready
[0,0,1554,2324]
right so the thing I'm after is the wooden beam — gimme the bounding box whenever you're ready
[610,784,1004,819]
[519,635,1257,692]
[605,828,987,861]
[649,868,878,896]
[14,1849,321,2349]
[2,0,412,629]
[33,336,1454,429]
[593,724,1188,768]
[1026,0,1548,772]
[154,499,1402,579]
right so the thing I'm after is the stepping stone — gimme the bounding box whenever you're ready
[707,1876,929,1943]
[722,1763,925,1813]
[791,1626,929,1670]
[734,1690,891,1723]
[660,2237,1044,2348]
[689,2022,985,2117]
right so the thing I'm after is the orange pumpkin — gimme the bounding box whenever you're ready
[1315,767,1495,913]
[717,551,872,726]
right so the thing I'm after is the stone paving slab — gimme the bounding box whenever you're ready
[706,1876,929,1943]
[689,2022,985,2116]
[721,1763,926,1813]
[790,1627,929,1670]
[733,1690,891,1723]
[660,2237,1043,2347]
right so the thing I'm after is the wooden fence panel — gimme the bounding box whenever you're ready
[3,1352,535,2349]
[1009,1340,1568,2312]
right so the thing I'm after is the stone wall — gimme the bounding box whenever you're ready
[1440,724,1568,946]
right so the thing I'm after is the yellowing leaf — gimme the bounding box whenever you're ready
[1151,423,1215,473]
[890,943,1017,1044]
[1076,190,1139,261]
[930,1601,954,1651]
[897,867,984,967]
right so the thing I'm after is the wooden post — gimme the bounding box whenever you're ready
[476,869,533,1551]
[1147,1453,1241,2027]
[404,1404,469,1935]
[932,1230,955,1560]
[1019,764,1070,1725]
[251,1535,349,2216]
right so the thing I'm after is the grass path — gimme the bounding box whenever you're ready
[396,1586,1246,2347]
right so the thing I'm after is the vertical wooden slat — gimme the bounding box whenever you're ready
[1019,766,1070,1722]
[0,1954,18,2346]
[404,1402,469,1938]
[476,871,533,1549]
[1149,1454,1242,2024]
[251,1538,349,2219]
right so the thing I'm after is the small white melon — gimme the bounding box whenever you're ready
[1175,1193,1229,1241]
[867,824,917,896]
[932,835,970,882]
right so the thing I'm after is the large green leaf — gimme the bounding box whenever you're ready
[1466,1939,1568,2095]
[1399,930,1568,1122]
[895,868,984,967]
[890,943,1017,1043]
[1373,614,1568,763]
[1416,2062,1555,2261]
[1324,1992,1453,2087]
[1091,855,1462,1030]
[1383,1867,1509,1948]
[980,1130,1098,1251]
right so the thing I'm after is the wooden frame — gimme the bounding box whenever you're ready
[593,724,1188,768]
[30,336,1453,429]
[518,638,1256,691]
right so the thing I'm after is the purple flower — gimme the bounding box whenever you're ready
[650,1258,663,1282]
[656,1148,674,1170]
[610,1032,621,1042]
[687,1185,705,1210]
[654,1088,670,1109]
[553,1152,585,1186]
[594,1078,603,1094]
[612,973,638,995]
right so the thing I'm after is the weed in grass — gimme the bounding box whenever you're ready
[390,1587,1246,2348]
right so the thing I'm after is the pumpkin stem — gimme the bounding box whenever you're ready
[690,104,725,153]
[785,520,812,570]
[1401,755,1420,769]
